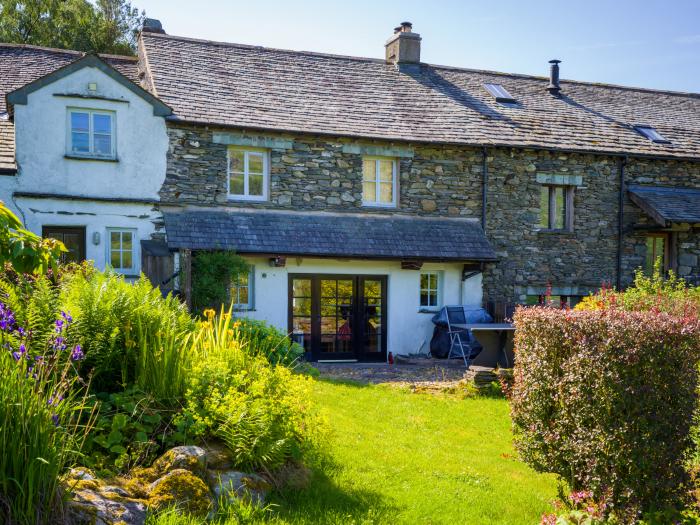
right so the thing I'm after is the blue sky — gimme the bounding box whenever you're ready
[137,0,700,92]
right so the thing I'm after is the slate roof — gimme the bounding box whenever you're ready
[627,185,700,226]
[140,32,700,160]
[162,210,497,261]
[0,43,139,172]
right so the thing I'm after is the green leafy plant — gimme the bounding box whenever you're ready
[191,251,248,313]
[512,306,700,521]
[229,317,304,367]
[0,201,65,274]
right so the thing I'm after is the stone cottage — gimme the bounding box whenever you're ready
[1,20,699,361]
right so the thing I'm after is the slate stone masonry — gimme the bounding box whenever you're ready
[163,123,700,302]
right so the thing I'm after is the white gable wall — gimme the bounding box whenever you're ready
[0,65,168,275]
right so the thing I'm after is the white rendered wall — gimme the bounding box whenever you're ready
[7,196,158,276]
[237,256,483,359]
[10,65,167,199]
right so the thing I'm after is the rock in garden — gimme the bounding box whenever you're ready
[206,470,271,505]
[152,445,207,475]
[148,468,212,516]
[67,489,147,525]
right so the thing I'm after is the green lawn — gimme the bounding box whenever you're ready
[268,380,558,525]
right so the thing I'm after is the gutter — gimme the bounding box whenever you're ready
[481,147,488,231]
[13,191,157,205]
[616,157,627,290]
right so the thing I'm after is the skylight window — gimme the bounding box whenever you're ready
[634,125,670,144]
[484,83,516,103]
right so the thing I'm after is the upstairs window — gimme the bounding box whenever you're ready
[539,185,574,231]
[362,157,397,207]
[228,148,268,201]
[107,228,135,274]
[68,109,115,158]
[634,125,670,144]
[484,83,516,103]
[231,266,254,310]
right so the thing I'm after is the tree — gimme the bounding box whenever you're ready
[0,0,145,55]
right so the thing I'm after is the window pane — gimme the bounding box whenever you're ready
[229,150,244,173]
[230,173,244,195]
[378,160,393,182]
[420,273,429,289]
[94,134,112,155]
[428,291,437,307]
[293,279,311,297]
[93,113,111,134]
[122,251,132,269]
[363,181,376,202]
[248,153,264,174]
[249,173,263,196]
[110,250,121,268]
[539,187,550,227]
[71,112,89,132]
[293,298,311,316]
[121,232,132,251]
[72,132,89,153]
[554,187,565,229]
[110,231,121,250]
[379,182,393,203]
[362,159,376,181]
[238,287,248,306]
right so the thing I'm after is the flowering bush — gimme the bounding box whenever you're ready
[512,306,700,521]
[0,302,91,524]
[179,309,320,470]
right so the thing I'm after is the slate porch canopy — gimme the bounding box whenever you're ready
[628,185,700,227]
[163,210,497,261]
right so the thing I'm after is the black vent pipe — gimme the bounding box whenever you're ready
[616,157,627,289]
[547,59,561,94]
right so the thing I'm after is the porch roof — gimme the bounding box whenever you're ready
[162,210,497,261]
[628,185,700,227]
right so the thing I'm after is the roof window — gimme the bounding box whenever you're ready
[634,125,670,144]
[484,83,516,103]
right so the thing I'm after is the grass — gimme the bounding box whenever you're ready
[265,379,558,525]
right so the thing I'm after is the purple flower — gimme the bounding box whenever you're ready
[54,319,64,333]
[60,311,73,324]
[70,345,84,361]
[12,344,26,361]
[52,337,66,352]
[51,414,59,427]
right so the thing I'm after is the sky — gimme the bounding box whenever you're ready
[136,0,700,93]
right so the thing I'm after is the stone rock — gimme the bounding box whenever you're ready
[277,194,292,206]
[68,468,96,481]
[148,469,212,517]
[206,470,271,505]
[203,442,234,470]
[68,489,147,525]
[153,446,207,476]
[421,199,437,212]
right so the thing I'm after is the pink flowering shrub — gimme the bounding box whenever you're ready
[511,306,700,521]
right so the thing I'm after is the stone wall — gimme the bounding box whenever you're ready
[163,123,700,302]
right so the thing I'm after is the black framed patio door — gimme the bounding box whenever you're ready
[289,274,387,362]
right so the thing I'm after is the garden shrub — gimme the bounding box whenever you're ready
[512,306,700,521]
[191,251,248,314]
[230,317,304,367]
[179,310,320,470]
[60,269,194,393]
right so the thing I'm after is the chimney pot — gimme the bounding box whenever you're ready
[142,18,165,34]
[547,59,561,94]
[385,22,421,70]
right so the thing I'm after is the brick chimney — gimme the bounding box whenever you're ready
[385,22,421,71]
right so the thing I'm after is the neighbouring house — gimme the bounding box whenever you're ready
[1,20,699,362]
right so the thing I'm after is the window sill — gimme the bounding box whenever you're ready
[65,154,118,163]
[233,308,256,312]
[418,307,440,314]
[227,196,268,203]
[536,228,574,235]
[362,202,397,209]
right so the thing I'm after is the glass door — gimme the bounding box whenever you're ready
[288,274,387,362]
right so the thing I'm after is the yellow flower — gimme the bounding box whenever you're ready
[203,308,216,320]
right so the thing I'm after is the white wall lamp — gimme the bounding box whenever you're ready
[92,231,101,245]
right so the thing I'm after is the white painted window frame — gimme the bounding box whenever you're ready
[419,271,442,309]
[106,227,137,275]
[231,265,254,310]
[362,156,398,208]
[67,108,116,159]
[227,147,269,201]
